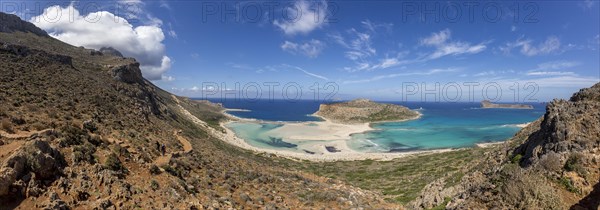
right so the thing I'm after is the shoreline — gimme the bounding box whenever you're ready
[216,109,471,162]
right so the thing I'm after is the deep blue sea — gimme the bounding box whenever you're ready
[205,99,546,152]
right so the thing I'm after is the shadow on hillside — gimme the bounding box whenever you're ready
[570,176,600,210]
[0,194,26,210]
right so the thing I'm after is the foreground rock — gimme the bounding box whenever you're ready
[314,99,420,124]
[0,138,65,197]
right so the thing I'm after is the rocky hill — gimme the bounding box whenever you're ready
[0,13,395,209]
[314,99,420,124]
[481,100,533,109]
[410,82,600,209]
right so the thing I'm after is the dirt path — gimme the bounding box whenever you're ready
[0,141,25,160]
[148,96,196,167]
[174,130,192,154]
[0,129,52,139]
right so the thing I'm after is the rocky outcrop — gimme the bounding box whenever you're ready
[1,42,73,66]
[314,99,419,124]
[0,12,48,36]
[100,47,124,57]
[481,100,533,109]
[111,62,144,84]
[515,83,600,165]
[0,139,65,196]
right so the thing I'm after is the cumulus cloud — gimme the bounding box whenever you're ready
[500,36,561,56]
[30,4,171,80]
[273,0,327,35]
[281,39,325,58]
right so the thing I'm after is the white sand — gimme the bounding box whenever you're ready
[206,110,462,162]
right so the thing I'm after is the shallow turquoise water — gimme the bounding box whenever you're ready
[223,101,546,153]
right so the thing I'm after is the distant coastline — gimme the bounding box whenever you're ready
[481,100,533,109]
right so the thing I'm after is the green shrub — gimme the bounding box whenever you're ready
[149,164,161,175]
[72,142,96,164]
[564,153,584,175]
[511,154,523,164]
[559,177,579,193]
[150,180,159,191]
[59,125,88,147]
[104,153,124,172]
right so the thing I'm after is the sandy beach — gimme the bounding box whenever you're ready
[207,110,466,162]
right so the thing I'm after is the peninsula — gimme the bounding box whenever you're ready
[313,99,420,124]
[481,100,533,109]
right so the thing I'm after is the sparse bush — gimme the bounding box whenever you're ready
[502,167,564,209]
[72,142,97,164]
[1,118,14,133]
[559,177,579,193]
[31,122,46,131]
[10,116,25,125]
[511,154,523,164]
[564,153,585,175]
[539,152,562,172]
[83,120,97,133]
[162,165,180,177]
[104,152,124,172]
[150,180,159,191]
[59,124,88,147]
[149,164,161,175]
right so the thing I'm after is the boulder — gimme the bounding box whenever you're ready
[99,47,124,57]
[111,63,144,84]
[0,140,65,197]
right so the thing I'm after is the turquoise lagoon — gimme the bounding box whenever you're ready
[211,100,545,153]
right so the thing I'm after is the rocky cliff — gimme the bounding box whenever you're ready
[410,82,600,209]
[314,99,420,124]
[481,100,533,109]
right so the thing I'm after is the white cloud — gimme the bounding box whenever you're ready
[343,68,457,84]
[361,19,393,33]
[579,0,595,9]
[535,60,580,70]
[473,70,515,77]
[31,5,171,80]
[511,26,517,32]
[420,29,487,59]
[161,75,175,81]
[526,71,577,76]
[500,36,561,56]
[281,64,328,80]
[420,29,451,46]
[273,0,327,35]
[168,30,177,38]
[281,39,325,58]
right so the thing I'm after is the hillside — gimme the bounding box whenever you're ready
[314,99,420,124]
[0,12,394,209]
[409,83,600,209]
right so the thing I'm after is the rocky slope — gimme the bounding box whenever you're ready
[0,13,396,209]
[410,83,600,209]
[481,100,533,109]
[314,99,420,124]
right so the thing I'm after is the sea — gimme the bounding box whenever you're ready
[205,99,546,153]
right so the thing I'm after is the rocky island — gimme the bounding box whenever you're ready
[481,100,533,109]
[314,99,420,124]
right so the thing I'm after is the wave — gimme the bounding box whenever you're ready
[226,108,251,112]
[500,123,531,128]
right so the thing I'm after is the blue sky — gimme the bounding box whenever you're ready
[4,0,600,102]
